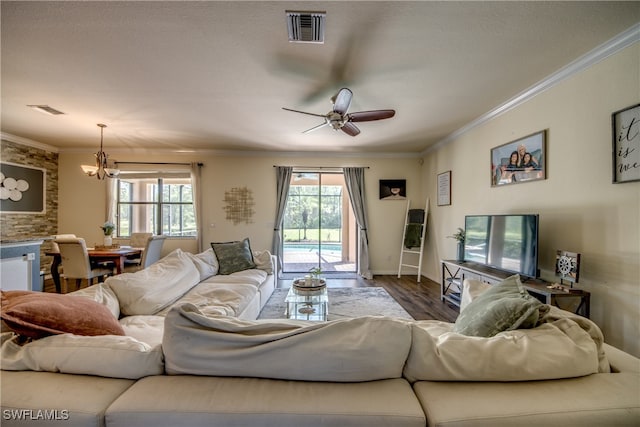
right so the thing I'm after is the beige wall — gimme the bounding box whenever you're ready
[58,152,424,272]
[421,44,640,356]
[52,41,639,357]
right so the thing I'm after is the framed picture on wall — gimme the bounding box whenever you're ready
[0,162,46,214]
[491,130,547,187]
[612,103,640,183]
[437,171,451,206]
[379,179,406,200]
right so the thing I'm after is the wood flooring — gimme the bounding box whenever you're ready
[279,274,460,323]
[44,274,460,323]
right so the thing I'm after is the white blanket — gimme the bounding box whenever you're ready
[163,304,412,382]
[403,306,608,382]
[154,281,258,317]
[203,268,268,286]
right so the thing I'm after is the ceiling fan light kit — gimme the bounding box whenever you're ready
[81,124,120,180]
[283,88,395,137]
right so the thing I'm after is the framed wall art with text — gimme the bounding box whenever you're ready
[612,103,640,183]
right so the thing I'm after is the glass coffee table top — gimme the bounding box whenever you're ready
[285,285,328,321]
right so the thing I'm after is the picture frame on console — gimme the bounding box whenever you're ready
[611,103,640,184]
[491,130,546,187]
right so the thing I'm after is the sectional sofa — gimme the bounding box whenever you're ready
[1,247,639,427]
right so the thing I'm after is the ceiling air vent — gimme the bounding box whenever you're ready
[286,11,325,43]
[27,105,65,116]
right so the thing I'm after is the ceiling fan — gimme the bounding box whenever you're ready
[282,88,395,137]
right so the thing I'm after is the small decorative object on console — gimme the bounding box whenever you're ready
[555,250,580,287]
[447,228,465,261]
[293,267,326,291]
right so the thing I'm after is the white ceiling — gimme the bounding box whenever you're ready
[2,1,639,155]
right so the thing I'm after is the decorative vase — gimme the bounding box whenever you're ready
[456,242,464,261]
[104,236,112,247]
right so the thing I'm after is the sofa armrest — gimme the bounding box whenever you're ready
[604,343,640,373]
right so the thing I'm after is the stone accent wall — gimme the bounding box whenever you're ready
[1,139,59,273]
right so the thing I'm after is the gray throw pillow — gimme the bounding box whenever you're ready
[453,274,546,337]
[211,238,256,275]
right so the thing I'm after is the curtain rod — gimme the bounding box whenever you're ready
[272,165,369,169]
[115,162,203,166]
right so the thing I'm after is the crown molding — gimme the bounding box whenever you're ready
[423,23,640,156]
[1,132,59,153]
[58,146,422,159]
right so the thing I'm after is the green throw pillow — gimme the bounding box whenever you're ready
[211,238,256,275]
[453,274,546,337]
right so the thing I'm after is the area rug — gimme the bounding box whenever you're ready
[258,287,414,321]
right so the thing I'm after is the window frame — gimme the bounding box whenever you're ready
[116,175,195,238]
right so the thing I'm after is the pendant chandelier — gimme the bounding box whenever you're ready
[80,123,120,179]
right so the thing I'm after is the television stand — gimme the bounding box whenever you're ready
[441,260,590,318]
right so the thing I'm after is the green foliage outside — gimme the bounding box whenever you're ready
[283,228,341,243]
[283,184,344,243]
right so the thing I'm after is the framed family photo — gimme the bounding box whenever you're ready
[612,103,640,184]
[491,130,546,187]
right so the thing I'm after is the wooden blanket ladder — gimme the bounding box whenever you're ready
[397,199,429,282]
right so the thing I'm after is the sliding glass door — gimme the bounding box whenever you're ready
[281,172,356,274]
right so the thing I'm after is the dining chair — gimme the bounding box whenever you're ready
[125,235,167,272]
[50,234,77,252]
[123,232,153,265]
[130,232,153,248]
[49,234,77,278]
[55,237,114,292]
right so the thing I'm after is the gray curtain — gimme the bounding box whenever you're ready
[190,162,203,252]
[343,167,372,279]
[272,166,293,276]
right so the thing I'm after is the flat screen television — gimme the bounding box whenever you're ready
[463,214,539,278]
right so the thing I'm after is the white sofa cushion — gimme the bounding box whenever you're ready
[184,248,219,281]
[106,249,201,315]
[119,315,165,347]
[106,376,427,427]
[1,332,163,379]
[460,279,491,313]
[69,282,121,319]
[163,304,412,382]
[252,250,273,274]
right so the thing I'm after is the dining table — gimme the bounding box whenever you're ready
[46,247,143,293]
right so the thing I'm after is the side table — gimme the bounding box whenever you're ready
[523,282,590,318]
[285,286,328,321]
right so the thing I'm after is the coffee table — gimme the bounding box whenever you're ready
[285,285,328,321]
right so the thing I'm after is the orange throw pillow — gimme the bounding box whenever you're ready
[1,290,125,339]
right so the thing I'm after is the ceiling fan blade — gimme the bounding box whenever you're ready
[282,107,327,119]
[341,122,360,137]
[303,122,329,134]
[332,88,353,115]
[348,110,396,122]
